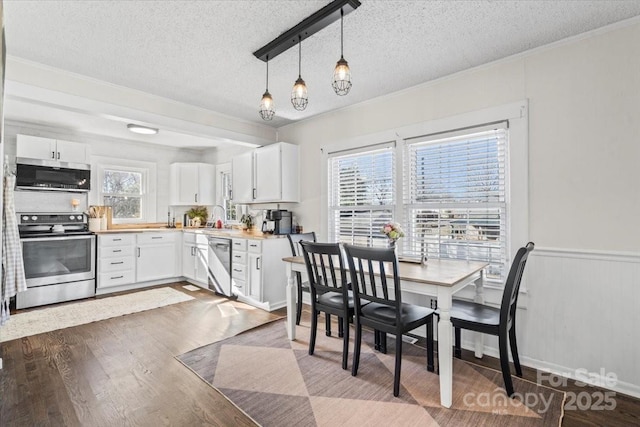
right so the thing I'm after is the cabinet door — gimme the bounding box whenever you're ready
[194,244,209,283]
[231,151,254,203]
[137,244,177,282]
[254,144,281,202]
[170,164,199,205]
[182,244,197,280]
[16,135,56,160]
[247,253,262,301]
[196,164,216,205]
[56,139,88,164]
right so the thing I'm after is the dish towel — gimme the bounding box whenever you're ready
[1,174,27,326]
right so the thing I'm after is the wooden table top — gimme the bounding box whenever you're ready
[282,256,487,287]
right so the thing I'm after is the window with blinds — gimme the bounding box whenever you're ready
[328,144,395,247]
[404,127,508,280]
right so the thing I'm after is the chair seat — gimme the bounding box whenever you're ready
[361,302,434,326]
[317,291,353,309]
[450,299,500,327]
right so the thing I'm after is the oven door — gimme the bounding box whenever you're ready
[21,234,96,288]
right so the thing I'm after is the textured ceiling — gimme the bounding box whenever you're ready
[4,0,640,130]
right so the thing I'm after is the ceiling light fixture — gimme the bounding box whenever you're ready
[127,124,158,135]
[259,56,276,121]
[332,8,352,96]
[291,36,308,111]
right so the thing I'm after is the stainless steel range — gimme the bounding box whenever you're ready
[16,212,96,309]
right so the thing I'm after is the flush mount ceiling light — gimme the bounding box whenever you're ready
[253,0,360,116]
[259,56,276,121]
[291,36,308,111]
[332,8,352,96]
[127,124,158,135]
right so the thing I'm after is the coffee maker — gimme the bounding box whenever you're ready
[262,209,292,235]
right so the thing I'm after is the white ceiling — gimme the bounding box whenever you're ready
[4,0,640,147]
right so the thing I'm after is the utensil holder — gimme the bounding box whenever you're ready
[89,218,101,232]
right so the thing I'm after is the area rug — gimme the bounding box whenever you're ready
[0,287,194,342]
[177,319,565,426]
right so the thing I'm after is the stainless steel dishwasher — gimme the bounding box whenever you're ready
[207,237,232,296]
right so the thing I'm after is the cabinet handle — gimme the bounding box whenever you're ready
[195,193,198,203]
[113,238,122,242]
[151,236,163,239]
[256,257,261,270]
[110,261,124,265]
[250,244,258,248]
[57,152,60,160]
[112,249,122,253]
[110,275,124,280]
[51,151,56,159]
[233,268,242,272]
[191,246,196,256]
[252,188,257,199]
[137,247,141,257]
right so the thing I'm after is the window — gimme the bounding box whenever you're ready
[94,157,156,224]
[328,143,395,247]
[221,170,238,222]
[404,126,508,281]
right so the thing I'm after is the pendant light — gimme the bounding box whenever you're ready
[332,8,352,96]
[291,35,308,111]
[259,56,276,121]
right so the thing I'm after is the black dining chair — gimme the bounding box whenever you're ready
[450,241,535,397]
[343,244,436,397]
[287,232,317,326]
[299,241,353,370]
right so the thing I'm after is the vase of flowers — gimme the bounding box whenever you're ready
[382,222,404,249]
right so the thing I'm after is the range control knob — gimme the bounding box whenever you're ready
[31,216,38,221]
[70,215,75,220]
[22,216,29,221]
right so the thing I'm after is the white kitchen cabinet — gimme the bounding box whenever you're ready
[97,233,136,290]
[136,232,179,282]
[230,236,290,311]
[182,232,209,286]
[16,134,88,164]
[169,163,216,206]
[231,142,299,204]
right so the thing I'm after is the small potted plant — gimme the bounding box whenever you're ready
[186,206,208,227]
[240,213,254,231]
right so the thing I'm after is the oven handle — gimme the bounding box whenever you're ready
[20,235,95,243]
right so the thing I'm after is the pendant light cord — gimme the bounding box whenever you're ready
[298,35,302,78]
[340,8,344,58]
[266,55,269,91]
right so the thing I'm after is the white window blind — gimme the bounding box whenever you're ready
[404,126,508,280]
[328,144,395,247]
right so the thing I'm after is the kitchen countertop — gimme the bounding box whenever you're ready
[93,227,286,239]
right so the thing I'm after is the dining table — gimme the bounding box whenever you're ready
[281,255,488,408]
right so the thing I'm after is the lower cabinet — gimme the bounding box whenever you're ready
[97,231,179,294]
[182,232,209,286]
[231,237,290,311]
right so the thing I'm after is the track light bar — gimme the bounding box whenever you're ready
[253,0,361,62]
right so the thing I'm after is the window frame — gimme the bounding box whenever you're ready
[92,156,157,224]
[321,100,528,294]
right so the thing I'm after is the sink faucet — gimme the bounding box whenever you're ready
[211,204,226,225]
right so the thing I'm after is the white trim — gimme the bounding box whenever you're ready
[531,247,640,263]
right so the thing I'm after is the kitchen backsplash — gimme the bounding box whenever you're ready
[14,190,89,213]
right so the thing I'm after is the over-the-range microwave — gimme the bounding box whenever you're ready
[16,157,91,192]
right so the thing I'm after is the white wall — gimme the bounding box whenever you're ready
[258,20,639,395]
[4,121,210,220]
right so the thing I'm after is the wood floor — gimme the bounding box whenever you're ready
[1,283,639,426]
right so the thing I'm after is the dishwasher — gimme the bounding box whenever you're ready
[207,237,232,297]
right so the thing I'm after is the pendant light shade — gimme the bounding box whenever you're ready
[291,36,308,111]
[259,57,276,121]
[332,8,352,96]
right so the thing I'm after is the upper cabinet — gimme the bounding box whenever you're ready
[17,134,88,164]
[169,162,216,206]
[231,142,299,204]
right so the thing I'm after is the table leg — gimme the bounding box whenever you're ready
[474,270,485,358]
[437,287,453,408]
[285,263,296,340]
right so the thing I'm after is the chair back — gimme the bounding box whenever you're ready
[343,244,402,318]
[500,242,535,328]
[300,241,349,303]
[287,232,317,256]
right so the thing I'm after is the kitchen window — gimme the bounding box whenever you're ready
[94,157,156,224]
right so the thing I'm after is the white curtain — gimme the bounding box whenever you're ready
[1,174,27,325]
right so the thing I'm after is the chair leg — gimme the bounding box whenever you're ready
[338,316,344,338]
[326,314,332,336]
[426,317,435,373]
[296,282,303,326]
[393,333,403,397]
[341,316,349,370]
[352,322,362,377]
[374,329,380,351]
[379,331,387,354]
[309,308,318,356]
[499,332,515,397]
[509,327,523,377]
[454,327,462,359]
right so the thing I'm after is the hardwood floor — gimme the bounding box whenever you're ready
[1,283,638,426]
